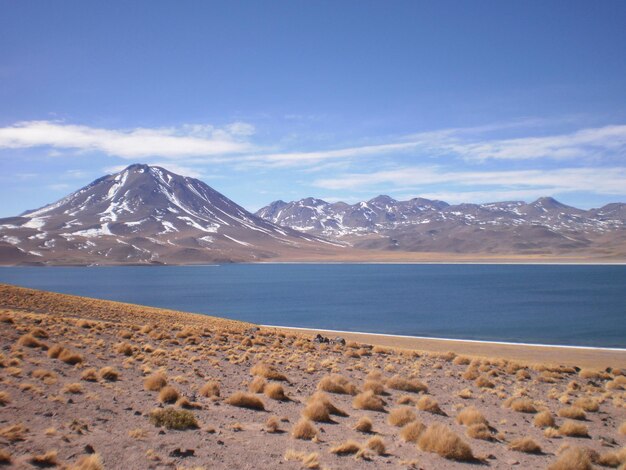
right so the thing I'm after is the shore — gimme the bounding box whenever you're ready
[0,284,624,469]
[266,326,626,370]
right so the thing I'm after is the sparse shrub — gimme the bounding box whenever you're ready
[81,368,98,382]
[558,406,586,420]
[226,391,265,410]
[366,436,386,455]
[284,449,320,469]
[386,375,427,393]
[144,372,167,391]
[418,423,474,461]
[353,390,385,411]
[559,420,589,437]
[249,376,267,393]
[400,421,426,443]
[149,407,198,430]
[548,447,592,470]
[509,398,536,413]
[251,363,288,381]
[509,437,541,453]
[99,366,119,381]
[534,410,555,428]
[30,450,58,467]
[417,395,444,415]
[354,416,373,433]
[456,406,488,426]
[158,386,180,404]
[466,423,493,441]
[330,440,362,456]
[388,407,416,427]
[292,418,317,440]
[199,380,220,398]
[317,374,358,395]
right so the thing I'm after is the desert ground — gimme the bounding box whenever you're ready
[0,284,624,469]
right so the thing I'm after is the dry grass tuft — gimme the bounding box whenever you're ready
[597,447,626,467]
[80,368,98,382]
[547,447,592,470]
[67,454,104,470]
[226,391,265,410]
[388,406,416,427]
[17,333,47,349]
[292,418,317,440]
[144,372,167,391]
[29,450,58,467]
[417,396,445,415]
[317,374,358,395]
[466,423,494,441]
[456,406,488,426]
[99,366,119,381]
[400,421,426,443]
[366,436,386,455]
[0,450,11,464]
[475,375,495,388]
[266,416,280,433]
[63,382,83,394]
[251,363,288,381]
[284,449,320,469]
[248,376,267,393]
[559,420,589,437]
[418,423,475,461]
[509,398,536,413]
[386,375,427,393]
[353,391,385,411]
[199,380,220,398]
[363,380,386,395]
[158,386,180,404]
[354,416,373,433]
[620,421,626,435]
[149,407,198,430]
[115,342,133,356]
[509,437,542,454]
[330,440,362,456]
[533,410,555,428]
[0,391,10,406]
[0,423,28,442]
[265,383,288,401]
[573,397,599,412]
[58,348,84,365]
[302,401,332,423]
[558,406,586,420]
[307,392,348,417]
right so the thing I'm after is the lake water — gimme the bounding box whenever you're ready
[0,264,625,348]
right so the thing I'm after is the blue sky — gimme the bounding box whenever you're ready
[1,0,625,217]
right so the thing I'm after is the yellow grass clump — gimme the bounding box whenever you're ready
[353,391,385,411]
[266,416,280,433]
[0,391,10,406]
[386,375,428,393]
[465,423,493,441]
[620,421,626,435]
[67,453,105,470]
[158,386,180,404]
[456,406,488,426]
[388,406,416,427]
[292,418,317,440]
[0,423,28,442]
[598,447,626,468]
[418,423,475,462]
[400,421,426,443]
[249,376,267,393]
[559,420,589,437]
[80,368,98,382]
[149,407,198,430]
[226,391,265,410]
[317,374,358,395]
[199,380,220,398]
[251,363,289,381]
[0,450,10,465]
[284,449,320,469]
[330,440,362,456]
[63,383,83,394]
[144,372,167,391]
[509,437,542,454]
[475,375,495,388]
[547,447,592,470]
[115,342,133,356]
[17,333,47,349]
[558,406,586,420]
[354,416,373,433]
[509,398,536,413]
[366,436,386,455]
[30,451,58,467]
[533,410,555,428]
[573,397,599,412]
[307,392,348,417]
[99,366,120,381]
[417,395,444,415]
[302,401,332,423]
[265,383,288,401]
[58,348,84,365]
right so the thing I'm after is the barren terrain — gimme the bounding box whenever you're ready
[0,284,624,469]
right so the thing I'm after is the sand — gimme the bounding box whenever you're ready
[0,284,624,469]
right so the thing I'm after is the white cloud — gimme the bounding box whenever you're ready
[313,166,626,198]
[0,120,255,159]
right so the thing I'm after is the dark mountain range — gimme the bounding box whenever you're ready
[0,164,338,265]
[256,195,626,256]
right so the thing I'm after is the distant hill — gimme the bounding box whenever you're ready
[256,195,626,256]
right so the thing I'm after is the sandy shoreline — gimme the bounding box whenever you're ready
[266,326,626,369]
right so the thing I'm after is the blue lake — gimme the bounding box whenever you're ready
[0,264,625,348]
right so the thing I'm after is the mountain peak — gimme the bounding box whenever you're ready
[368,195,397,205]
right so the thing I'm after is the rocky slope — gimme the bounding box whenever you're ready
[0,164,338,265]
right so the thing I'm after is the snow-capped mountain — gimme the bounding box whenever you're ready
[257,195,626,256]
[0,164,336,265]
